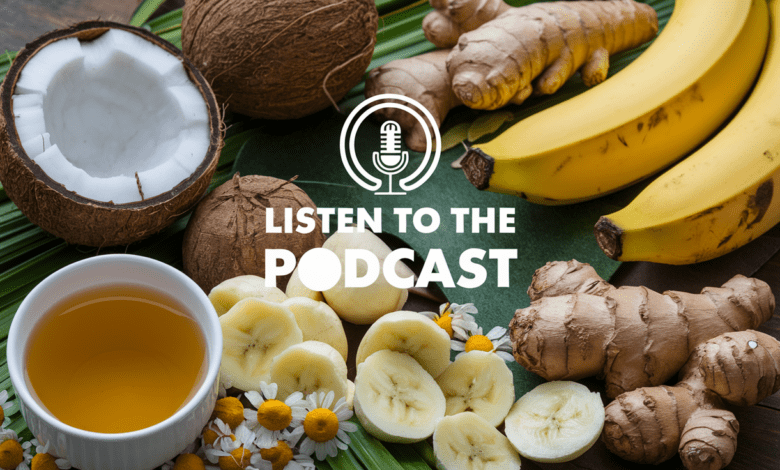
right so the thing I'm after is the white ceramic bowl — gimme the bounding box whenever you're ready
[7,254,222,470]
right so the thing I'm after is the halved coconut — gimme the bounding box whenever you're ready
[0,21,222,247]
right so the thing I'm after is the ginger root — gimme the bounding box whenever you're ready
[423,0,511,48]
[603,330,780,469]
[366,0,658,150]
[364,50,460,151]
[509,260,775,398]
[448,0,658,109]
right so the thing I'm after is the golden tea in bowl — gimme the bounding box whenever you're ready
[25,284,207,434]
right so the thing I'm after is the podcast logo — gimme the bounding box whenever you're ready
[340,94,441,195]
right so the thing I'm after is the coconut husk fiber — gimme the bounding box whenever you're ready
[181,0,378,120]
[182,173,327,293]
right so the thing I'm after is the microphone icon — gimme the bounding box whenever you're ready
[373,121,409,195]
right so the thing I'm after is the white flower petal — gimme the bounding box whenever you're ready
[332,397,348,415]
[340,420,358,433]
[314,442,328,461]
[286,426,305,447]
[299,437,315,457]
[245,391,264,408]
[250,454,273,470]
[261,382,278,400]
[451,339,466,351]
[325,440,338,458]
[486,325,507,340]
[496,351,515,362]
[55,459,72,470]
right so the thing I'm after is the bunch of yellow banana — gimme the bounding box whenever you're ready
[595,0,780,264]
[461,0,770,205]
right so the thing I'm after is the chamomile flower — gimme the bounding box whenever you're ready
[0,392,13,429]
[0,431,32,470]
[421,302,479,339]
[287,391,357,461]
[250,440,315,470]
[203,423,257,470]
[202,418,240,452]
[451,325,514,362]
[244,382,307,449]
[30,439,71,469]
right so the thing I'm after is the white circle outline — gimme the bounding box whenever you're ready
[340,93,441,192]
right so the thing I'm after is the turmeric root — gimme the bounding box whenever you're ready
[423,0,511,48]
[448,1,658,109]
[603,330,780,469]
[364,50,461,151]
[509,260,775,398]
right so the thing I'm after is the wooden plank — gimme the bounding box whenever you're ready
[0,0,141,52]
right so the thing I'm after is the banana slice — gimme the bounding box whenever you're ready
[436,351,514,427]
[354,350,446,443]
[320,231,413,325]
[281,297,348,362]
[285,266,324,301]
[504,381,605,463]
[219,298,302,391]
[209,275,287,316]
[269,340,349,403]
[434,412,521,470]
[346,379,355,410]
[356,310,451,378]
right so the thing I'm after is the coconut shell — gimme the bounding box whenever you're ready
[182,0,378,120]
[182,173,327,293]
[0,21,223,247]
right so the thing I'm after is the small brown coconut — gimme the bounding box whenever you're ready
[0,21,222,247]
[183,173,327,293]
[181,0,378,120]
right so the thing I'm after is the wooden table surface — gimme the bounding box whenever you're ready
[3,1,780,469]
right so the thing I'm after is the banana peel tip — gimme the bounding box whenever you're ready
[461,147,494,190]
[594,217,623,260]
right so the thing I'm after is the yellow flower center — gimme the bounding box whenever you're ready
[304,408,340,443]
[465,334,494,352]
[434,314,453,338]
[174,453,206,470]
[31,453,58,470]
[0,440,22,470]
[257,399,293,431]
[218,447,252,470]
[259,440,294,470]
[211,396,245,429]
[0,408,4,425]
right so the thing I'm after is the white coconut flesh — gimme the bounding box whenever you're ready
[11,29,210,204]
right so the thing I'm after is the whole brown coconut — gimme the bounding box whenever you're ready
[183,173,327,293]
[182,0,378,119]
[0,21,222,247]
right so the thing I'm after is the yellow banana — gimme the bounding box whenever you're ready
[595,0,780,265]
[460,0,769,205]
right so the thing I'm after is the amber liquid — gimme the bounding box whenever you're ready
[25,285,206,434]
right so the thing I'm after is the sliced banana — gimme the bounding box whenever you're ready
[354,350,446,443]
[285,266,324,301]
[281,297,348,362]
[434,412,521,470]
[320,231,413,325]
[356,310,451,378]
[436,351,514,427]
[219,298,302,391]
[209,275,287,316]
[504,381,605,463]
[346,379,355,410]
[269,340,349,403]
